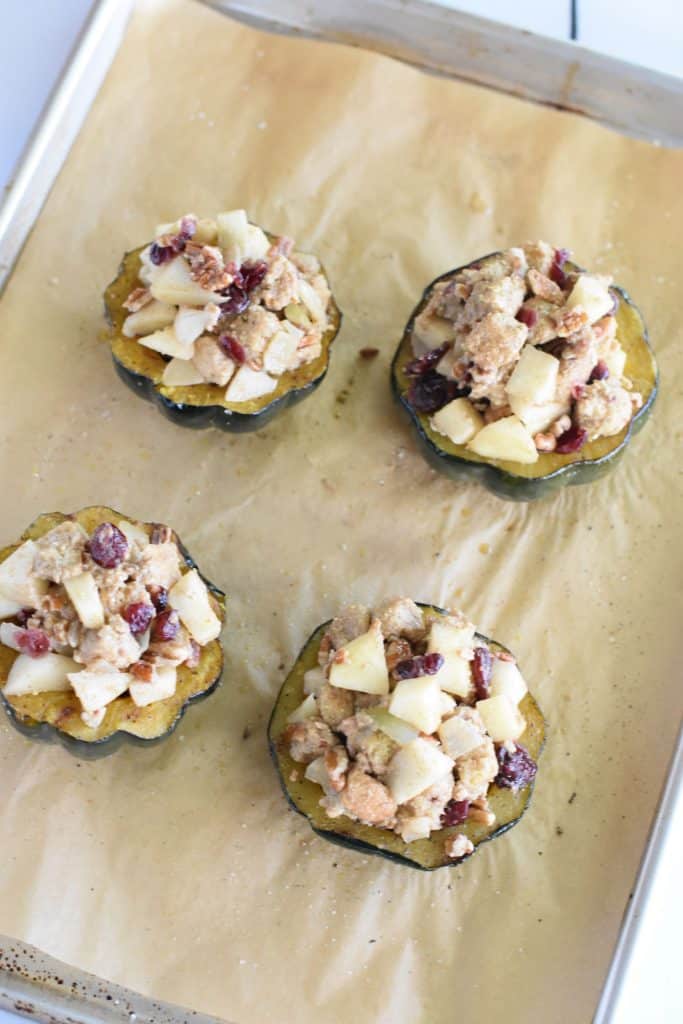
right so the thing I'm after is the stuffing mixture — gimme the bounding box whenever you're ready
[282,599,537,859]
[0,518,222,727]
[406,243,643,462]
[120,210,334,404]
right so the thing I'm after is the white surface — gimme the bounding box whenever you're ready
[0,2,681,1023]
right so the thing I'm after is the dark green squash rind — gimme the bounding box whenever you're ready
[268,606,546,870]
[104,238,342,433]
[0,506,226,760]
[391,254,658,501]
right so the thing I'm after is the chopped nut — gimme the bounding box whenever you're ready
[123,287,152,312]
[533,431,557,452]
[527,268,564,304]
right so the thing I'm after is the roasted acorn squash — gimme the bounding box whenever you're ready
[104,238,342,432]
[268,604,545,870]
[0,506,225,758]
[391,255,658,501]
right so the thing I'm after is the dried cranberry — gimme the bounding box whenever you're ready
[15,609,33,627]
[407,371,463,414]
[515,306,538,328]
[219,283,250,315]
[555,423,588,454]
[472,646,492,700]
[240,260,268,292]
[16,628,50,658]
[149,218,196,265]
[149,242,176,266]
[588,360,610,383]
[152,609,180,642]
[441,799,470,827]
[394,652,444,680]
[88,522,128,568]
[495,744,537,790]
[549,247,570,288]
[122,602,154,636]
[148,585,168,612]
[218,334,246,364]
[404,343,450,378]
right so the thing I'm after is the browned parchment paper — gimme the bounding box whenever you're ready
[0,2,681,1021]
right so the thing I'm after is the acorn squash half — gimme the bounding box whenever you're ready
[391,254,658,501]
[268,604,545,870]
[0,506,225,758]
[104,238,342,433]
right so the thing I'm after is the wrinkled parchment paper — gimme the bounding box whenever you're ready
[0,2,681,1021]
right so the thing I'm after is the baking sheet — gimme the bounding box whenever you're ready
[0,1,681,1022]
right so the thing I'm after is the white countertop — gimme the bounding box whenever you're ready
[0,2,681,1023]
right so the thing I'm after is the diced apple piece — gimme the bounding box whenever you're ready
[603,342,627,379]
[64,572,105,629]
[367,706,419,746]
[4,653,79,696]
[69,665,131,712]
[412,313,455,353]
[389,676,443,734]
[428,619,475,656]
[304,756,328,787]
[168,569,221,645]
[122,299,176,338]
[137,326,195,360]
[439,691,456,717]
[566,274,614,324]
[263,325,302,375]
[174,306,216,346]
[298,278,326,323]
[328,622,389,696]
[161,357,205,387]
[284,303,312,329]
[508,395,568,435]
[466,416,538,464]
[476,695,526,742]
[242,224,270,261]
[0,592,23,619]
[489,659,528,705]
[438,715,483,759]
[431,652,473,699]
[506,346,559,405]
[286,693,318,724]
[0,622,23,651]
[303,666,326,696]
[118,520,149,549]
[385,738,454,805]
[225,365,277,403]
[217,209,249,262]
[129,665,177,708]
[0,541,47,606]
[150,256,223,307]
[430,398,484,446]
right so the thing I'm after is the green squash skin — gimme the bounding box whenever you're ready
[391,255,659,501]
[0,507,226,760]
[105,239,342,434]
[268,605,546,871]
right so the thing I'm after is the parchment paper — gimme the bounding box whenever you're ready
[0,2,681,1022]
